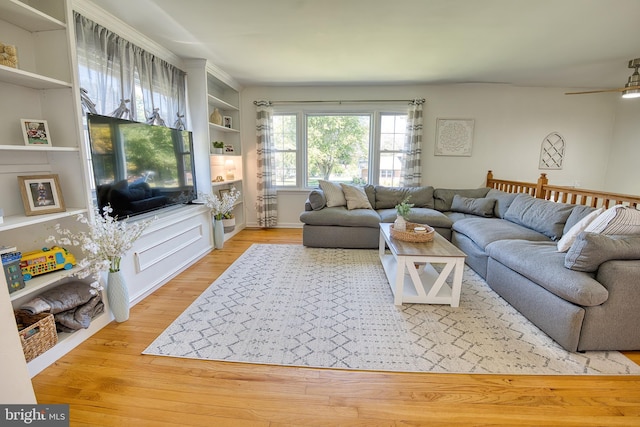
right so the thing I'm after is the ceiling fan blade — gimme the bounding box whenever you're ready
[565,85,640,95]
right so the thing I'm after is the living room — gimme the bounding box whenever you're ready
[3,0,640,425]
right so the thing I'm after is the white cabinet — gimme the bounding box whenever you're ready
[0,0,104,377]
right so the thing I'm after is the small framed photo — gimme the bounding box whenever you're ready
[224,144,234,154]
[18,174,65,216]
[219,188,230,198]
[223,116,232,129]
[20,119,52,146]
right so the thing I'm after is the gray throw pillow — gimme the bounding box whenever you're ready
[486,189,519,218]
[450,195,495,218]
[504,193,574,240]
[433,188,491,211]
[564,232,640,272]
[307,189,326,211]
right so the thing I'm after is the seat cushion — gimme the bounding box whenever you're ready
[299,206,381,228]
[452,217,550,249]
[486,239,608,306]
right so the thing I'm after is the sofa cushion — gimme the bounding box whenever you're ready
[557,207,604,252]
[377,208,453,228]
[340,183,373,210]
[486,239,608,306]
[486,189,519,218]
[504,194,574,241]
[584,205,640,235]
[307,189,326,211]
[299,206,381,228]
[563,205,597,234]
[374,186,435,209]
[451,195,495,218]
[453,217,550,249]
[319,180,347,207]
[433,187,490,211]
[564,232,640,272]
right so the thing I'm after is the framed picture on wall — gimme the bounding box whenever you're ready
[18,174,66,216]
[435,118,474,156]
[20,119,52,146]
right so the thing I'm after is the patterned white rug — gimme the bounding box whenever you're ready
[143,244,640,375]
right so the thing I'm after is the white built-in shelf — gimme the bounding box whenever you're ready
[0,208,87,232]
[0,144,79,152]
[209,122,240,133]
[0,65,72,90]
[9,265,84,302]
[208,94,239,111]
[211,179,242,188]
[0,0,66,32]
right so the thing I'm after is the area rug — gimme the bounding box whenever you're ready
[143,244,640,375]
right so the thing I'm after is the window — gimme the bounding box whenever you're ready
[273,107,407,189]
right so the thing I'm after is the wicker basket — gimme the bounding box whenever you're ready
[15,311,57,362]
[390,222,435,242]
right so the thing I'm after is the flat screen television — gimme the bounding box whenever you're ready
[86,113,197,218]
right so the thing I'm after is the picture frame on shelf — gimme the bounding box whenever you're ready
[223,116,232,129]
[224,144,234,154]
[20,119,52,146]
[219,188,230,198]
[18,174,66,216]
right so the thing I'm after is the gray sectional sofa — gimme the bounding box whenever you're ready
[299,184,640,352]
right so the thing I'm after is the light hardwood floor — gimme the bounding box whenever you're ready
[31,228,640,426]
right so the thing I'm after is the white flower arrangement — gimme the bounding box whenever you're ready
[200,188,241,220]
[46,205,154,290]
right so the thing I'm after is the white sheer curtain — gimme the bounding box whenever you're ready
[74,13,186,126]
[255,101,278,227]
[401,99,424,186]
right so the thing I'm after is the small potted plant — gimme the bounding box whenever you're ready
[212,141,224,154]
[394,196,414,231]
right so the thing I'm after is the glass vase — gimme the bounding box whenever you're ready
[107,270,129,322]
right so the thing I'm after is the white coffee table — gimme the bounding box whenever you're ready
[379,223,466,306]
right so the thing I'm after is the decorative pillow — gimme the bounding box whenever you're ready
[503,193,574,241]
[556,207,604,252]
[584,205,640,235]
[486,189,519,218]
[450,195,495,218]
[433,187,490,211]
[564,232,640,272]
[318,180,346,207]
[307,189,326,211]
[340,183,373,210]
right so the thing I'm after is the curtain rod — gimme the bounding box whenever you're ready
[254,98,425,105]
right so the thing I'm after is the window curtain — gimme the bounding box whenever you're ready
[74,13,186,126]
[255,101,278,227]
[401,99,424,186]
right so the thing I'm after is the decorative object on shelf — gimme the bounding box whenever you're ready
[19,246,75,281]
[0,42,18,68]
[200,188,241,249]
[18,174,65,216]
[2,249,24,294]
[15,311,57,362]
[394,196,414,232]
[20,119,52,146]
[211,141,224,154]
[224,144,235,154]
[539,132,566,170]
[79,88,98,114]
[210,108,222,125]
[223,115,232,128]
[46,205,155,322]
[222,214,236,233]
[174,112,186,130]
[146,108,166,126]
[225,159,235,180]
[213,175,224,182]
[110,98,131,119]
[435,118,474,156]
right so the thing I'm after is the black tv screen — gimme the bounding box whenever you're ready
[86,113,197,218]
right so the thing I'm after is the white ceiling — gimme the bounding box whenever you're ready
[89,0,640,89]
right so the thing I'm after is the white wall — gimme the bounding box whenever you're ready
[606,98,640,195]
[240,83,618,228]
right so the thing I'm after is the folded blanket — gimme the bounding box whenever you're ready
[20,281,96,315]
[55,295,104,332]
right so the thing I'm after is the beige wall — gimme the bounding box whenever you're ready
[240,83,621,228]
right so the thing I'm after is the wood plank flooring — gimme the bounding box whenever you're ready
[31,228,640,426]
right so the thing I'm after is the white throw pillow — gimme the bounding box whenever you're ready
[556,207,604,252]
[340,183,373,210]
[584,205,640,235]
[318,180,347,207]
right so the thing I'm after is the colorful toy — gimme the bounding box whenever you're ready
[20,246,76,281]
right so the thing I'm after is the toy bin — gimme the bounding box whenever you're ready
[15,311,58,362]
[2,252,24,294]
